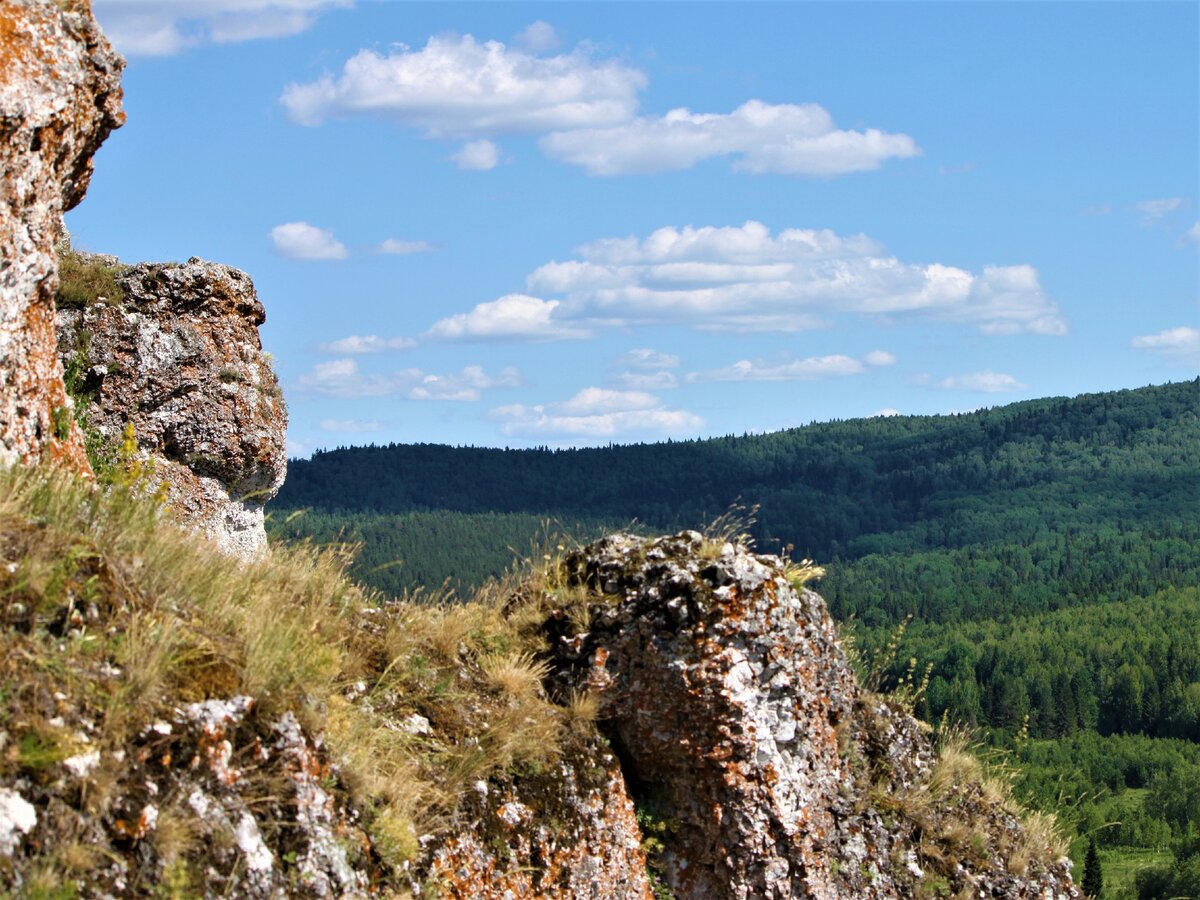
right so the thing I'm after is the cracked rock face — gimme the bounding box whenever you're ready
[422,733,653,899]
[57,257,288,558]
[541,531,1080,899]
[0,0,124,471]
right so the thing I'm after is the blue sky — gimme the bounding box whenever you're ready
[73,1,1198,455]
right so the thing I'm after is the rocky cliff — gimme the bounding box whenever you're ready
[56,252,288,557]
[0,2,1079,898]
[0,0,123,471]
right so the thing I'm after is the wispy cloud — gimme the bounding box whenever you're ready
[426,294,590,341]
[318,418,382,432]
[95,0,350,57]
[937,371,1027,393]
[688,351,892,383]
[281,33,645,133]
[452,139,502,171]
[491,387,702,439]
[1135,197,1184,226]
[270,221,347,260]
[378,238,435,255]
[513,221,1064,336]
[317,335,416,354]
[540,100,920,176]
[1131,326,1200,365]
[297,358,520,400]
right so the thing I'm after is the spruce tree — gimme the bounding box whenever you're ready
[1082,838,1103,898]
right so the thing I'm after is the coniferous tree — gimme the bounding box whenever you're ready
[1083,838,1103,898]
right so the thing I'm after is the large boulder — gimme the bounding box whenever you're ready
[0,0,123,471]
[537,531,1080,899]
[57,255,288,557]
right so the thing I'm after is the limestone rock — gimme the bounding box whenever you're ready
[0,0,123,471]
[422,733,653,898]
[57,256,288,557]
[539,531,1080,899]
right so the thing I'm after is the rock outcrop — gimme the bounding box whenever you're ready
[57,255,288,557]
[535,531,1080,899]
[0,0,123,471]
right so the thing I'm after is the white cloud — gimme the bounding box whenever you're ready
[280,33,645,133]
[270,221,348,260]
[453,139,502,171]
[556,387,660,415]
[1180,221,1200,248]
[297,358,520,400]
[318,418,382,432]
[318,335,416,354]
[378,238,435,255]
[94,0,348,57]
[937,371,1028,393]
[614,370,678,390]
[1135,197,1184,225]
[872,408,902,417]
[688,354,868,383]
[539,99,920,176]
[524,221,1065,335]
[491,387,702,439]
[617,348,680,369]
[514,21,560,53]
[864,350,897,366]
[1131,326,1200,365]
[426,294,590,341]
[409,365,522,401]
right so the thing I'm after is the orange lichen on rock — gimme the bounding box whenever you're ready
[0,0,123,472]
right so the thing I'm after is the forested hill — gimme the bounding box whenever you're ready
[275,380,1198,565]
[272,380,1200,894]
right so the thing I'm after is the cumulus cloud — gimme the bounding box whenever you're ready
[1135,197,1184,226]
[280,33,645,133]
[426,294,591,341]
[540,100,920,176]
[514,21,561,53]
[453,139,502,170]
[688,353,873,383]
[318,335,416,354]
[318,418,382,432]
[94,0,348,57]
[523,221,1065,335]
[872,408,902,417]
[1131,326,1200,365]
[491,387,703,439]
[378,238,435,255]
[270,221,348,260]
[297,358,520,400]
[864,350,897,366]
[937,371,1028,393]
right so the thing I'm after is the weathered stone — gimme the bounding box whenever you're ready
[540,531,1080,899]
[0,0,123,471]
[56,256,288,557]
[422,733,653,898]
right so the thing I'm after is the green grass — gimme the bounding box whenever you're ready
[1101,847,1173,899]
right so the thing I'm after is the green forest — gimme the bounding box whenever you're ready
[269,380,1200,897]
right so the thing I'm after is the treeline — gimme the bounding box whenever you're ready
[267,509,640,597]
[821,521,1200,626]
[1009,732,1200,897]
[275,381,1200,567]
[856,587,1200,740]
